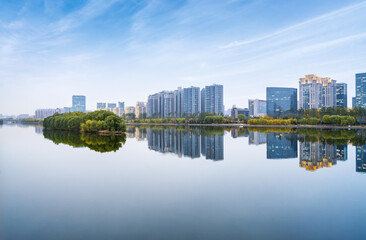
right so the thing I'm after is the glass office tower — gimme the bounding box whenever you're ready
[72,95,86,112]
[355,73,366,108]
[266,87,297,117]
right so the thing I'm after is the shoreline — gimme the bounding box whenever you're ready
[126,122,366,129]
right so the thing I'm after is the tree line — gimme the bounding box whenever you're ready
[43,110,126,132]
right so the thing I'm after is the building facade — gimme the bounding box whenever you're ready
[248,99,267,117]
[299,74,336,109]
[107,103,117,108]
[97,102,106,110]
[72,95,86,112]
[336,83,347,108]
[183,86,200,116]
[231,106,249,119]
[136,102,147,118]
[266,87,297,117]
[35,108,62,119]
[201,84,224,115]
[355,73,366,108]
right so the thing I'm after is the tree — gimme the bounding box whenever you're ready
[238,114,246,122]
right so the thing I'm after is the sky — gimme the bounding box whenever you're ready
[1,0,366,116]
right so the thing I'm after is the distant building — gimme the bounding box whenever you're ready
[72,95,86,112]
[231,106,249,119]
[125,106,136,115]
[336,83,347,108]
[63,107,72,113]
[97,102,106,110]
[248,99,266,117]
[183,86,200,116]
[17,114,30,119]
[352,97,356,108]
[299,74,336,109]
[118,102,125,113]
[355,73,366,108]
[266,87,297,117]
[35,108,62,119]
[201,84,224,115]
[107,103,117,108]
[112,108,124,117]
[136,102,147,118]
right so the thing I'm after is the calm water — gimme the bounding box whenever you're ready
[1,124,365,240]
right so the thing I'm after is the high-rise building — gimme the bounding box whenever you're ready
[183,86,200,116]
[174,87,184,117]
[336,83,347,108]
[118,102,125,113]
[136,102,147,118]
[299,74,336,109]
[201,84,224,115]
[355,73,366,108]
[248,99,267,117]
[107,103,117,108]
[266,87,297,117]
[352,97,356,108]
[72,95,86,112]
[97,102,106,110]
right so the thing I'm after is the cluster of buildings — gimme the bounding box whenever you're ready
[96,101,147,118]
[28,72,366,120]
[147,84,224,118]
[35,95,86,119]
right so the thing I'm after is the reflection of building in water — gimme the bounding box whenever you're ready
[126,127,136,138]
[35,126,43,134]
[299,142,338,171]
[231,128,249,138]
[336,145,348,161]
[201,134,224,161]
[356,145,366,173]
[266,133,297,159]
[249,132,266,145]
[135,128,147,140]
[184,130,201,158]
[146,128,223,160]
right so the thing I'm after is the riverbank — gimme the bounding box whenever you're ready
[126,122,366,129]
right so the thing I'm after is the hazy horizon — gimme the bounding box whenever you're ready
[1,0,366,115]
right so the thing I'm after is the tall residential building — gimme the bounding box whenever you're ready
[136,102,147,118]
[355,73,366,108]
[72,95,86,112]
[97,102,106,110]
[118,102,125,113]
[201,84,224,115]
[266,87,297,117]
[174,87,183,117]
[336,83,347,108]
[299,74,336,109]
[183,86,200,116]
[107,103,117,108]
[248,99,267,117]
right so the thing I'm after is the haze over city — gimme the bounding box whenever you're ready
[1,0,366,115]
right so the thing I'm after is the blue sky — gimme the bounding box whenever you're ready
[1,0,366,115]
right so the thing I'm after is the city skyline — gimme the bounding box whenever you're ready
[1,0,366,115]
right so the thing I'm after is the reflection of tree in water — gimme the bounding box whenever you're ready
[43,130,126,153]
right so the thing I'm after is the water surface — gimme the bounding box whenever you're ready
[1,124,365,240]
